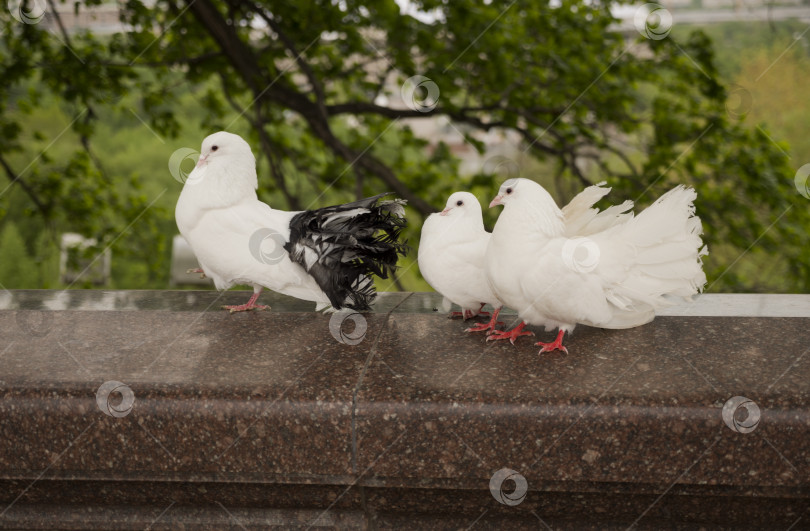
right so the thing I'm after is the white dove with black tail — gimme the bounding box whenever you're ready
[486,178,707,354]
[418,192,504,334]
[175,131,407,312]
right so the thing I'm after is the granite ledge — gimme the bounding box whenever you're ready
[0,290,809,528]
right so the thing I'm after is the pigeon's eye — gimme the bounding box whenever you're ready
[506,187,513,194]
[211,145,219,152]
[456,200,463,207]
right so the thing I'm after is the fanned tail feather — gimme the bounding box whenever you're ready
[285,193,409,311]
[598,185,707,327]
[563,182,635,236]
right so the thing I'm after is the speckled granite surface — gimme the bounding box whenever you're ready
[0,290,808,529]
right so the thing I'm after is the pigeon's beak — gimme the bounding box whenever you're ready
[195,154,208,169]
[439,207,452,216]
[489,195,504,208]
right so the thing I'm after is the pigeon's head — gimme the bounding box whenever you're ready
[196,131,255,171]
[490,177,559,207]
[440,192,481,218]
[489,178,526,208]
[490,178,564,236]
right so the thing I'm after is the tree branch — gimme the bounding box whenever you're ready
[216,72,301,210]
[328,101,563,156]
[186,0,436,215]
[0,154,50,220]
[91,52,224,68]
[251,3,328,121]
[567,151,592,189]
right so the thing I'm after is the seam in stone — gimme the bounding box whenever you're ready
[350,293,413,475]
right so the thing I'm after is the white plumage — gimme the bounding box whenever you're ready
[418,192,503,331]
[485,178,707,353]
[175,131,406,312]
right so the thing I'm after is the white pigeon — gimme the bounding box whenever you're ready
[486,178,707,353]
[175,131,407,312]
[418,191,504,333]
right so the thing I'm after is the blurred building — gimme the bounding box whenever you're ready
[60,233,111,286]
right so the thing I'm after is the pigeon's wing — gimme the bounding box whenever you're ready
[421,235,496,310]
[186,199,332,303]
[284,194,408,311]
[419,212,499,310]
[516,244,615,329]
[562,182,634,237]
[447,235,499,307]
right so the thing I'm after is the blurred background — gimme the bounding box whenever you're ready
[0,0,809,293]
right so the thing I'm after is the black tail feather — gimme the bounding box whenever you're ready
[284,193,409,311]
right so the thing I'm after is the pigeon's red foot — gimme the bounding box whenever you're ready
[450,303,489,320]
[486,321,535,345]
[222,292,269,313]
[466,307,504,334]
[535,330,568,354]
[222,303,269,313]
[186,268,207,279]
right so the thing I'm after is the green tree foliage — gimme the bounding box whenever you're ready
[0,221,39,287]
[0,1,808,291]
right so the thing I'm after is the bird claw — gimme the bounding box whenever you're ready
[465,320,504,334]
[449,310,477,320]
[186,268,207,279]
[451,303,490,321]
[466,307,503,335]
[535,330,568,354]
[536,342,568,354]
[486,326,535,344]
[221,304,270,313]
